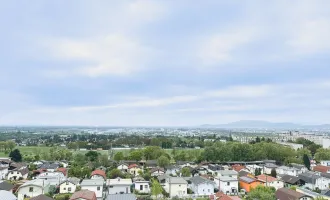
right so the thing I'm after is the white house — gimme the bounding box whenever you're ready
[0,166,9,179]
[166,165,180,176]
[299,172,330,190]
[163,177,188,198]
[107,178,132,194]
[59,177,80,194]
[321,161,330,167]
[7,168,29,181]
[151,168,165,177]
[276,166,301,176]
[246,165,264,175]
[256,174,284,190]
[263,163,278,174]
[37,171,66,186]
[81,179,104,200]
[134,180,150,193]
[91,170,106,180]
[117,163,129,173]
[214,176,239,195]
[128,164,142,177]
[217,170,238,179]
[17,179,50,200]
[189,176,215,196]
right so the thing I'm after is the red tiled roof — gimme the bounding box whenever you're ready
[232,164,245,172]
[210,192,232,200]
[128,164,139,169]
[256,174,277,183]
[91,169,106,179]
[313,165,330,173]
[57,168,67,176]
[70,190,97,200]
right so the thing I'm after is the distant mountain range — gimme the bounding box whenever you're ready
[201,120,330,129]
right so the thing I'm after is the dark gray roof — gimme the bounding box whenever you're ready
[281,175,300,184]
[291,163,306,170]
[238,171,249,177]
[166,165,179,170]
[38,163,59,170]
[0,181,14,191]
[189,176,214,185]
[146,160,157,166]
[298,172,321,184]
[322,189,330,197]
[264,163,278,168]
[239,176,256,184]
[106,194,136,200]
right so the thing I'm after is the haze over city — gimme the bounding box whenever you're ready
[1,0,330,126]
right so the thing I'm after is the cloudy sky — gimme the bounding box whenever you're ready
[1,0,330,126]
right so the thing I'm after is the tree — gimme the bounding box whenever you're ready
[303,154,311,170]
[157,155,170,168]
[128,150,143,161]
[85,151,99,162]
[181,167,191,177]
[9,149,22,162]
[6,141,16,152]
[254,168,262,176]
[151,178,163,199]
[114,152,124,162]
[246,186,276,200]
[107,169,124,179]
[271,168,277,178]
[255,137,261,143]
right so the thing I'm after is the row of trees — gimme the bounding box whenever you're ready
[0,141,16,153]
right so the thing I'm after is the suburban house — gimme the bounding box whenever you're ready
[299,171,330,190]
[231,165,245,173]
[263,163,278,174]
[128,164,142,176]
[150,168,165,177]
[321,161,330,167]
[37,171,66,186]
[17,179,50,200]
[214,176,238,195]
[245,165,264,175]
[192,166,209,175]
[208,164,224,172]
[145,160,158,169]
[91,169,106,180]
[0,180,14,192]
[80,179,104,200]
[291,163,308,173]
[0,166,9,179]
[106,194,136,200]
[166,165,180,176]
[59,177,80,194]
[70,190,97,200]
[134,178,150,193]
[276,166,301,176]
[313,165,330,173]
[217,170,238,179]
[281,175,303,188]
[276,188,313,200]
[0,190,17,200]
[256,174,284,190]
[107,178,132,194]
[163,177,188,198]
[189,176,215,196]
[239,176,263,193]
[296,187,330,200]
[117,163,129,173]
[38,163,59,172]
[7,168,29,181]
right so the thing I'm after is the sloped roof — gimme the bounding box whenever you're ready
[313,165,330,173]
[0,181,14,191]
[30,194,54,200]
[281,175,300,184]
[128,164,139,169]
[298,172,321,184]
[190,176,214,185]
[91,169,106,179]
[256,174,277,183]
[57,168,67,176]
[70,190,97,200]
[211,192,232,200]
[239,176,256,184]
[276,188,311,200]
[106,194,136,200]
[150,167,165,173]
[0,190,17,200]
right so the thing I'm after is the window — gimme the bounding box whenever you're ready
[179,185,181,187]
[29,187,34,192]
[140,185,143,190]
[97,186,100,191]
[11,172,13,174]
[110,186,113,188]
[145,185,148,189]
[208,189,210,192]
[66,182,69,185]
[68,187,71,192]
[63,187,66,190]
[227,182,230,186]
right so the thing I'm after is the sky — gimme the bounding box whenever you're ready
[1,0,330,126]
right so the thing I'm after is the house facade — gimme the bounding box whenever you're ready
[256,174,284,190]
[17,179,50,200]
[214,176,238,195]
[299,172,330,190]
[117,164,128,173]
[239,176,263,193]
[321,161,330,167]
[107,178,132,194]
[151,168,165,177]
[0,167,8,179]
[7,168,29,181]
[134,180,150,193]
[59,178,79,194]
[80,179,104,200]
[189,176,215,196]
[163,177,188,198]
[128,164,142,176]
[276,166,301,176]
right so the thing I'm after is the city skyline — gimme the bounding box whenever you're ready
[1,1,330,126]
